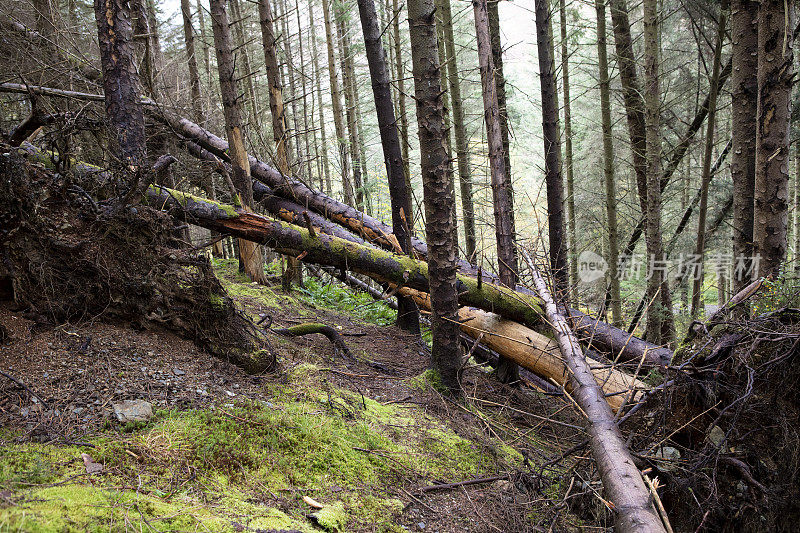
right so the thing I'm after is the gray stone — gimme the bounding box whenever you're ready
[654,446,682,472]
[112,400,153,423]
[707,425,726,449]
[418,523,425,530]
[172,367,185,376]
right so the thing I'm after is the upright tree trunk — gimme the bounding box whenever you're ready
[560,0,578,302]
[754,0,794,278]
[610,0,647,217]
[196,0,212,95]
[94,0,146,195]
[182,0,223,258]
[259,0,290,176]
[145,0,163,85]
[474,0,519,382]
[642,0,673,343]
[691,2,727,317]
[393,0,413,208]
[353,77,372,215]
[534,0,569,300]
[596,0,622,326]
[334,5,365,210]
[296,0,313,183]
[33,0,57,40]
[131,0,156,97]
[277,0,304,179]
[310,5,332,195]
[487,0,515,235]
[407,0,462,393]
[209,0,266,284]
[435,11,459,253]
[229,0,259,129]
[437,0,476,260]
[357,0,421,334]
[322,0,354,204]
[181,0,203,124]
[259,0,302,289]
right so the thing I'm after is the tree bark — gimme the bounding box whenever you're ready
[596,0,622,327]
[435,13,459,253]
[643,0,673,343]
[393,0,413,207]
[357,0,421,334]
[560,0,579,302]
[458,308,645,412]
[180,0,203,124]
[309,5,332,196]
[196,0,213,107]
[276,0,304,179]
[93,0,146,195]
[258,0,290,178]
[229,0,259,129]
[407,0,462,393]
[322,0,354,204]
[487,0,515,240]
[691,2,727,317]
[754,0,794,278]
[731,0,759,293]
[209,0,266,284]
[33,0,57,40]
[534,0,569,300]
[295,0,313,184]
[438,0,476,260]
[334,4,364,210]
[474,0,520,382]
[520,249,666,533]
[610,0,647,216]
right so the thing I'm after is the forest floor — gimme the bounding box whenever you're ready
[0,258,586,532]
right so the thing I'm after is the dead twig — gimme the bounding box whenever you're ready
[418,474,510,493]
[0,369,49,408]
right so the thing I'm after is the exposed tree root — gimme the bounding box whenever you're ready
[0,146,274,374]
[271,322,351,357]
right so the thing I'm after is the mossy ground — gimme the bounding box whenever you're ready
[0,362,512,532]
[0,262,531,532]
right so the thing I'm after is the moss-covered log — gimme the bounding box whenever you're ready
[144,186,546,327]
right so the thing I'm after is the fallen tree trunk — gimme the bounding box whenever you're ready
[397,286,644,410]
[0,83,671,365]
[522,249,666,532]
[185,140,367,246]
[457,308,645,412]
[143,185,546,328]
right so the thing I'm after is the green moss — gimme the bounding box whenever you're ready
[407,369,446,393]
[147,185,241,218]
[0,484,310,532]
[311,501,347,532]
[208,291,226,309]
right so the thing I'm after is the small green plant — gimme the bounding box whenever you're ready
[296,278,397,326]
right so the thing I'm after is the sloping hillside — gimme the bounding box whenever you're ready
[0,259,583,532]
